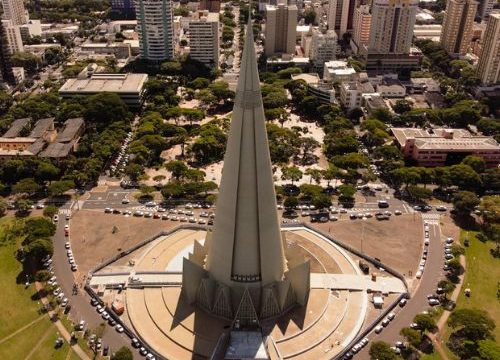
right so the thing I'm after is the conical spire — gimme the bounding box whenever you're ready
[205,11,286,287]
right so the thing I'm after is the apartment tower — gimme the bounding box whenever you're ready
[327,0,357,37]
[1,19,23,54]
[264,3,298,56]
[134,0,174,61]
[310,30,338,71]
[440,0,478,56]
[0,20,14,84]
[188,12,219,67]
[351,5,371,53]
[476,13,500,85]
[368,0,418,54]
[1,0,27,25]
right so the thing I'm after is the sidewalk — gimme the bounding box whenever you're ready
[35,282,90,360]
[429,255,466,360]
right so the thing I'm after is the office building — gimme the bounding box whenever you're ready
[351,5,371,53]
[59,73,149,108]
[264,3,298,56]
[440,0,478,56]
[327,0,356,37]
[134,0,174,61]
[1,0,27,26]
[110,0,136,19]
[310,30,337,71]
[188,12,219,67]
[368,0,418,55]
[1,19,23,54]
[323,60,357,82]
[477,13,500,85]
[339,80,375,109]
[391,127,500,167]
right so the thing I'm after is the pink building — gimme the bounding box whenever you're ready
[391,127,500,167]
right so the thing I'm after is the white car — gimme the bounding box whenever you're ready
[101,311,110,320]
[428,298,440,306]
[115,324,124,333]
[387,312,396,321]
[374,325,384,334]
[65,242,70,249]
[416,270,423,279]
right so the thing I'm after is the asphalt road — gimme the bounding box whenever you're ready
[356,219,446,359]
[51,210,141,359]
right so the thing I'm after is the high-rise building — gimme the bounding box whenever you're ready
[477,0,495,20]
[1,19,23,54]
[264,3,297,56]
[368,0,418,55]
[440,0,478,56]
[476,13,500,85]
[310,30,337,71]
[110,0,136,20]
[327,0,356,37]
[199,0,221,12]
[182,16,310,324]
[0,20,15,84]
[351,5,371,53]
[188,12,219,67]
[134,0,174,62]
[1,0,27,26]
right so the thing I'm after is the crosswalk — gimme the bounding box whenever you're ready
[421,213,441,224]
[58,208,72,216]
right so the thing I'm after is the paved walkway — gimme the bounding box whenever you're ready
[429,255,466,360]
[34,282,90,360]
[310,273,406,293]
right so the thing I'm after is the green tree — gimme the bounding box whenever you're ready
[84,93,129,127]
[461,155,486,174]
[35,269,51,282]
[10,52,41,74]
[43,205,58,219]
[12,178,41,197]
[312,193,331,210]
[448,309,495,341]
[452,191,480,215]
[437,279,456,300]
[160,61,182,75]
[477,339,500,360]
[400,327,422,348]
[24,217,56,240]
[393,99,412,114]
[124,163,143,182]
[283,196,299,209]
[303,9,316,24]
[477,118,500,136]
[322,165,341,187]
[333,153,369,169]
[48,180,75,197]
[26,238,53,259]
[161,183,184,199]
[338,184,356,201]
[414,313,437,333]
[305,168,322,184]
[480,195,500,224]
[36,162,60,183]
[0,91,13,114]
[281,166,303,185]
[407,185,432,202]
[111,346,133,360]
[369,341,398,360]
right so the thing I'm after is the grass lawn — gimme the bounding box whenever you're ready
[421,351,443,360]
[0,218,44,339]
[0,218,80,359]
[457,230,500,339]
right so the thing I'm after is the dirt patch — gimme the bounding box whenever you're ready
[70,210,177,274]
[313,214,423,276]
[439,214,461,240]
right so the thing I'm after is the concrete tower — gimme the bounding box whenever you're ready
[368,0,418,54]
[134,0,174,61]
[182,14,310,325]
[477,13,500,85]
[264,3,297,56]
[440,0,478,56]
[1,0,27,26]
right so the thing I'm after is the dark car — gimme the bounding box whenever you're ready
[108,318,116,326]
[103,345,109,356]
[90,298,99,306]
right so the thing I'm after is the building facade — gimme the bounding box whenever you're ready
[391,127,500,167]
[368,0,418,55]
[440,0,478,56]
[134,0,174,62]
[477,13,500,86]
[310,30,337,71]
[351,5,371,53]
[188,12,219,67]
[327,0,356,37]
[111,0,136,19]
[199,0,221,12]
[1,19,23,54]
[264,3,298,56]
[477,0,495,20]
[339,80,375,109]
[1,0,27,26]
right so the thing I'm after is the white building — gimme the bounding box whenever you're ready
[1,0,27,26]
[339,80,375,109]
[1,19,23,54]
[323,60,357,82]
[310,30,337,71]
[134,0,174,61]
[188,11,219,67]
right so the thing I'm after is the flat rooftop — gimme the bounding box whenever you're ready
[291,73,320,84]
[30,117,54,138]
[56,118,84,143]
[59,73,148,94]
